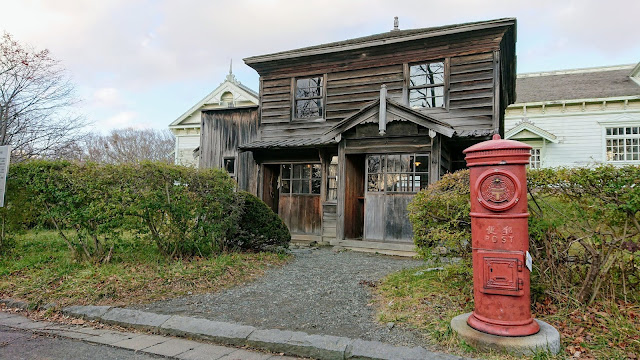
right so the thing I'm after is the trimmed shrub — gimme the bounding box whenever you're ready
[2,160,292,260]
[5,161,126,262]
[232,191,290,251]
[121,162,241,258]
[408,169,470,259]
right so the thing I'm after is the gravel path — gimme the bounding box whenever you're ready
[131,248,428,347]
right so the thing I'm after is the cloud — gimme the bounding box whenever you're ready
[92,87,123,108]
[3,0,637,90]
[1,0,637,130]
[104,111,138,128]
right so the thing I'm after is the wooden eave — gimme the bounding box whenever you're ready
[201,104,259,113]
[244,18,516,68]
[323,98,455,141]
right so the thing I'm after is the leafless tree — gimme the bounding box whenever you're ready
[76,128,175,164]
[0,32,87,162]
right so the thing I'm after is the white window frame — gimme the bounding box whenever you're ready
[598,114,640,165]
[603,125,640,164]
[407,61,447,109]
[528,148,542,169]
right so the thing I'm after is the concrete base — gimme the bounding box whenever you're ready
[450,313,560,356]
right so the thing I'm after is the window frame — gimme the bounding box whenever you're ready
[279,162,322,196]
[223,156,236,178]
[326,155,338,202]
[292,74,326,121]
[604,125,640,163]
[528,148,542,169]
[406,59,449,110]
[365,153,430,194]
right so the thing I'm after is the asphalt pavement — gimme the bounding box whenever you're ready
[0,325,164,360]
[0,311,299,360]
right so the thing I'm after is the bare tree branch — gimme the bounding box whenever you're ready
[0,32,88,161]
[72,128,175,164]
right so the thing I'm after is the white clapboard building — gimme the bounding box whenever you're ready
[505,62,640,168]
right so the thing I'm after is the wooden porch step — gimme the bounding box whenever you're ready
[332,239,417,257]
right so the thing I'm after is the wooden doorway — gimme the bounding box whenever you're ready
[262,164,280,213]
[343,154,365,239]
[263,163,322,236]
[363,153,430,242]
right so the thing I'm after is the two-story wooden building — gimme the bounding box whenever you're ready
[201,18,517,255]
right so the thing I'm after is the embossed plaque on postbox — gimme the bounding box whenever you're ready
[476,169,521,212]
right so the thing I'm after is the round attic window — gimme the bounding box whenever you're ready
[221,91,234,105]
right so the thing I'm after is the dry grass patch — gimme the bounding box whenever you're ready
[374,261,640,360]
[0,231,289,308]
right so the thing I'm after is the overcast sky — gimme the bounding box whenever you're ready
[1,0,638,132]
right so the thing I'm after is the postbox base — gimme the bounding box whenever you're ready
[452,313,560,356]
[467,312,540,337]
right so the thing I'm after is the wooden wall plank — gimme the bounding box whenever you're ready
[199,107,259,193]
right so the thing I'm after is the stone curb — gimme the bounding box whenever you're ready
[0,310,296,360]
[63,305,468,360]
[0,298,30,310]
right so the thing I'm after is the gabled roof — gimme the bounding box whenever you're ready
[505,119,558,143]
[324,98,455,140]
[515,63,640,103]
[244,18,516,66]
[169,72,259,128]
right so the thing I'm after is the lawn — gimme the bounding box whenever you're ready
[374,261,640,360]
[0,230,289,309]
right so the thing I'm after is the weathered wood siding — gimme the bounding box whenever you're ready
[446,52,496,131]
[255,27,511,141]
[364,193,413,242]
[278,195,322,235]
[199,107,259,194]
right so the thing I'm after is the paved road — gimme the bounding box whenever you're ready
[0,325,164,360]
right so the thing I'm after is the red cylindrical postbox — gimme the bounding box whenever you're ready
[463,134,539,337]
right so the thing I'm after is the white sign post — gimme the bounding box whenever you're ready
[0,146,10,207]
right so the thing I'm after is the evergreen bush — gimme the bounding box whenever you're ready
[232,191,290,252]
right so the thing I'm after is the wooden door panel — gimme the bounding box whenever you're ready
[279,195,321,235]
[384,195,414,242]
[364,193,385,240]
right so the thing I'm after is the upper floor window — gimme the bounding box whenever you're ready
[409,62,445,109]
[606,126,640,162]
[294,76,324,119]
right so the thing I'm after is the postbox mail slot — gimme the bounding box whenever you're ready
[478,249,525,296]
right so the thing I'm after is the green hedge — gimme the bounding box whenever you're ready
[0,161,290,260]
[409,166,640,305]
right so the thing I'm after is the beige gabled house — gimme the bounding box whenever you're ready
[169,67,259,167]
